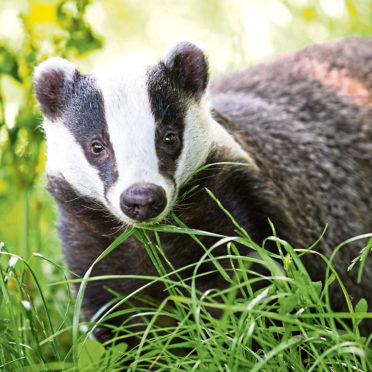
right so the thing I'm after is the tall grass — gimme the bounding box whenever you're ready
[1,195,371,371]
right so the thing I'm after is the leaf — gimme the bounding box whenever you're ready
[0,45,22,82]
[279,293,299,315]
[67,27,104,56]
[355,298,367,314]
[355,298,368,327]
[56,1,103,56]
[0,319,9,332]
[77,339,105,371]
[312,281,322,298]
[283,253,291,271]
[325,273,336,288]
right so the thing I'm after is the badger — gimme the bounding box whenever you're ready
[34,38,372,345]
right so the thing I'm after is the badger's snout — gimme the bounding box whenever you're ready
[120,183,167,222]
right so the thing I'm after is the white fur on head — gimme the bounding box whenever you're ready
[174,99,213,186]
[37,58,107,209]
[39,43,250,226]
[95,63,175,224]
[44,120,106,203]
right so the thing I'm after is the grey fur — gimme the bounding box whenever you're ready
[210,37,372,320]
[39,38,372,345]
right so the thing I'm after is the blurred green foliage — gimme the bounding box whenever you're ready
[0,0,103,363]
[0,0,103,257]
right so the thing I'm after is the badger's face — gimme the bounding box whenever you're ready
[34,42,213,225]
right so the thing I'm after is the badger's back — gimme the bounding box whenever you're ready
[210,38,372,316]
[210,37,372,160]
[34,38,372,342]
[211,37,372,108]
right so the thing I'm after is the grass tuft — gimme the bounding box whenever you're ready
[1,202,372,370]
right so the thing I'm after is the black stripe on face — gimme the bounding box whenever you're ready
[146,63,187,182]
[62,72,118,190]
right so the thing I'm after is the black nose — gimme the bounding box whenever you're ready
[120,183,167,222]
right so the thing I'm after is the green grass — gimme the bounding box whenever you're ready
[1,193,372,371]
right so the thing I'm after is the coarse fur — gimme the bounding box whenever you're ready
[35,38,372,346]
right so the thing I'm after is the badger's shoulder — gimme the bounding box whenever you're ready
[209,37,372,158]
[208,38,372,251]
[210,37,372,100]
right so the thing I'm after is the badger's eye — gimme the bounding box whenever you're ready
[161,132,181,155]
[163,132,177,145]
[91,141,104,155]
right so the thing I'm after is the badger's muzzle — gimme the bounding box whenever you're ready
[120,183,167,222]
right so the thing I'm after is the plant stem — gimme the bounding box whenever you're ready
[22,190,30,259]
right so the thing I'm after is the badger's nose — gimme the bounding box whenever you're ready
[120,183,167,222]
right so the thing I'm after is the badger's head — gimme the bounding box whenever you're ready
[34,42,213,226]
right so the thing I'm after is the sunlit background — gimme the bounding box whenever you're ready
[1,0,372,275]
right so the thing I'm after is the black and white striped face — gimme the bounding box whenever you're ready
[34,42,213,225]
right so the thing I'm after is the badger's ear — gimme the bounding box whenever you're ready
[161,41,208,100]
[34,57,77,121]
